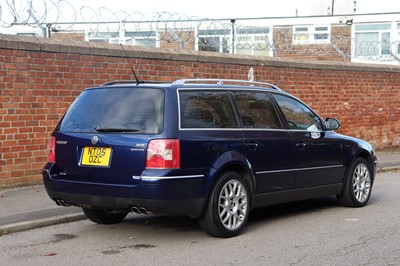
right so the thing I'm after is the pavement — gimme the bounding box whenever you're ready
[1,150,399,236]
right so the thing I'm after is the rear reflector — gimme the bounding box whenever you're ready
[146,139,180,169]
[47,136,56,163]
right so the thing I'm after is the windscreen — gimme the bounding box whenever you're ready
[57,87,164,134]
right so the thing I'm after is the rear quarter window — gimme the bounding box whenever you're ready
[57,87,164,134]
[179,91,237,128]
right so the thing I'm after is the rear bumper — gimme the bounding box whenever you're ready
[45,190,206,217]
[42,165,207,218]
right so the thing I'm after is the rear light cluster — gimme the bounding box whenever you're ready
[146,139,180,169]
[47,136,56,163]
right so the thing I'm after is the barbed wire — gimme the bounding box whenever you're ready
[1,0,399,63]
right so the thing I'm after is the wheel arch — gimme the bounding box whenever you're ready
[352,150,376,183]
[339,149,376,196]
[203,152,256,208]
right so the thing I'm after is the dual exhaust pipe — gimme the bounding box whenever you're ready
[54,198,71,207]
[131,206,150,215]
[54,198,150,215]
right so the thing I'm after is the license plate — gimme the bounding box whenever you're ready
[81,147,112,167]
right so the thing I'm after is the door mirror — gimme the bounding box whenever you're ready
[325,118,341,130]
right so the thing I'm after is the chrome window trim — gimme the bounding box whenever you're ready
[179,128,327,133]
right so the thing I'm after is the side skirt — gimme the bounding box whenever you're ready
[253,184,343,209]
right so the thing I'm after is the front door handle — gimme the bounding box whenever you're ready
[296,142,306,150]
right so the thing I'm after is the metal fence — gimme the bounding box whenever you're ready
[1,0,400,63]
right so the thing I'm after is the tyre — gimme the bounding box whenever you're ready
[82,208,128,224]
[337,158,372,207]
[199,171,250,238]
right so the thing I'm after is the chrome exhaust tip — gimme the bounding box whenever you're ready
[139,207,148,214]
[54,198,71,207]
[131,206,140,214]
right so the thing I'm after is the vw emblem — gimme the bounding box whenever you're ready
[91,135,99,145]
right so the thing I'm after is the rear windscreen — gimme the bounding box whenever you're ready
[57,87,164,134]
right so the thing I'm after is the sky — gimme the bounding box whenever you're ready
[2,0,400,26]
[65,0,400,19]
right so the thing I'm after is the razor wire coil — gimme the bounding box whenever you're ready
[1,0,399,63]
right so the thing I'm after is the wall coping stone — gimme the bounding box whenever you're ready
[1,33,400,73]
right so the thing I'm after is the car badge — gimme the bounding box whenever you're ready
[91,135,99,145]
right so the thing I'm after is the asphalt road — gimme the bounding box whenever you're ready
[1,171,399,266]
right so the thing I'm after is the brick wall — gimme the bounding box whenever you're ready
[0,34,399,188]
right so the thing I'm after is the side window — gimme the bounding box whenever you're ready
[272,94,323,131]
[233,91,281,129]
[179,91,237,128]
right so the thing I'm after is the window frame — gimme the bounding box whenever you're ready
[86,30,158,48]
[397,23,400,55]
[354,23,393,58]
[197,35,230,53]
[235,34,273,56]
[196,27,273,56]
[292,25,331,45]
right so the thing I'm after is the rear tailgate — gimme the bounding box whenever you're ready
[52,132,150,185]
[49,86,165,185]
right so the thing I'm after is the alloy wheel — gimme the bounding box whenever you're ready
[352,163,371,203]
[218,179,248,230]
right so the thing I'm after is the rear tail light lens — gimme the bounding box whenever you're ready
[146,139,180,169]
[47,136,56,163]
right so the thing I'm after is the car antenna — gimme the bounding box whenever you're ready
[120,43,143,85]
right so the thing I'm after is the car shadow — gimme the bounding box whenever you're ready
[122,213,201,233]
[118,196,341,236]
[248,196,339,224]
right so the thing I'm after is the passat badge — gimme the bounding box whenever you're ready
[91,136,99,145]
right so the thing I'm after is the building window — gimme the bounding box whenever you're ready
[354,23,391,57]
[197,27,272,56]
[87,31,157,48]
[235,27,272,56]
[198,36,229,53]
[87,32,118,43]
[198,29,230,53]
[293,25,330,44]
[125,31,157,47]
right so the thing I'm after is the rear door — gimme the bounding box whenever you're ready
[232,90,297,194]
[178,90,244,182]
[52,86,165,186]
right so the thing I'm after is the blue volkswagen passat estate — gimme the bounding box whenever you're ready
[43,79,377,237]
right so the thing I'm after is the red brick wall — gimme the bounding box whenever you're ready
[0,34,399,188]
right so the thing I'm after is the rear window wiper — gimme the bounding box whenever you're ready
[94,126,140,133]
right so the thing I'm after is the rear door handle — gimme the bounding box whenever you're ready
[245,141,259,151]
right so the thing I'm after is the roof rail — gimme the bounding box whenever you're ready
[172,79,282,91]
[101,80,141,86]
[101,80,165,86]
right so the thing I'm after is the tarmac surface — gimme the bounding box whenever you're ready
[1,151,399,236]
